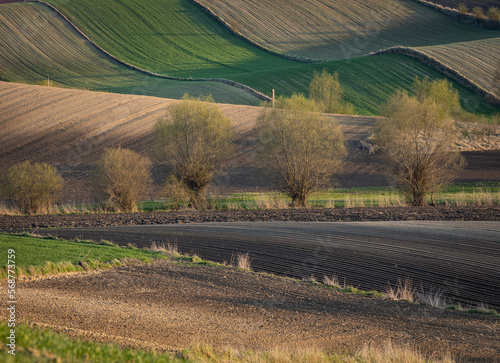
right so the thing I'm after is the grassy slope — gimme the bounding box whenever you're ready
[196,0,500,97]
[0,3,260,105]
[0,234,163,268]
[2,2,497,115]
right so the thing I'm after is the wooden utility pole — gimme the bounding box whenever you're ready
[272,89,275,108]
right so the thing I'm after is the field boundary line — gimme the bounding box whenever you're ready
[411,0,500,30]
[371,46,500,106]
[21,0,272,102]
[188,0,320,64]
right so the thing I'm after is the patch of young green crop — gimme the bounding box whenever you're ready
[0,3,260,105]
[39,0,499,115]
[0,321,179,363]
[0,234,165,269]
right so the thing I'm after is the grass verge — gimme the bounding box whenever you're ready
[0,233,167,278]
[0,321,455,362]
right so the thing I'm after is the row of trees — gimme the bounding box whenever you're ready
[1,74,464,213]
[458,4,500,22]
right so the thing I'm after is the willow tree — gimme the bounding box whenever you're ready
[373,79,464,206]
[256,99,346,207]
[154,95,234,209]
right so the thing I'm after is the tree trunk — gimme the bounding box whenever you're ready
[412,190,427,206]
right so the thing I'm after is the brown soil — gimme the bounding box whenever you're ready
[6,260,499,360]
[1,206,500,231]
[1,82,499,202]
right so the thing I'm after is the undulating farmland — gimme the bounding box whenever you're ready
[194,0,500,97]
[0,3,261,105]
[0,1,498,115]
[1,82,499,202]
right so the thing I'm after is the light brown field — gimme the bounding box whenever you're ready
[1,82,498,200]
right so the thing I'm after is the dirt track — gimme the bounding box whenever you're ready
[8,260,500,360]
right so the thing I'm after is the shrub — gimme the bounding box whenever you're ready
[309,69,355,114]
[472,6,486,20]
[458,3,468,16]
[92,147,152,212]
[487,7,500,21]
[154,94,234,209]
[256,100,346,207]
[2,161,63,214]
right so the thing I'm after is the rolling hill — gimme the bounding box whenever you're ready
[0,2,261,105]
[1,82,498,201]
[0,1,497,115]
[194,0,499,99]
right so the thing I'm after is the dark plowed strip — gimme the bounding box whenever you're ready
[34,220,500,308]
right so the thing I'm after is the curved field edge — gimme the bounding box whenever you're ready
[24,0,272,102]
[193,0,499,106]
[372,47,500,105]
[410,0,500,29]
[0,4,261,105]
[0,2,497,115]
[192,0,499,101]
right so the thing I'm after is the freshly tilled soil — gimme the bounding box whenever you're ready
[2,206,500,231]
[8,261,500,360]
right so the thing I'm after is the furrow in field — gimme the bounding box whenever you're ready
[35,221,500,308]
[0,3,261,105]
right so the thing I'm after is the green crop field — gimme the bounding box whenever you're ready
[196,0,500,98]
[1,0,498,115]
[0,3,260,105]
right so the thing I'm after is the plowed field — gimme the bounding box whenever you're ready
[1,82,499,200]
[6,259,499,360]
[29,220,500,309]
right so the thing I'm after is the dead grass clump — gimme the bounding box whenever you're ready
[323,275,341,288]
[418,289,448,309]
[150,241,180,257]
[230,252,252,271]
[357,341,454,363]
[386,278,416,303]
[182,342,454,362]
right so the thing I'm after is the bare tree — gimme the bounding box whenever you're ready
[154,95,234,209]
[256,101,346,207]
[373,80,464,206]
[92,147,152,212]
[2,161,63,214]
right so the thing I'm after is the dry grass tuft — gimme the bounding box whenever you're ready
[230,252,252,271]
[418,289,448,309]
[150,241,180,257]
[323,275,341,288]
[182,341,454,362]
[357,341,455,363]
[386,278,416,303]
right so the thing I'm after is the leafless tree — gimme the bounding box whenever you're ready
[92,147,152,212]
